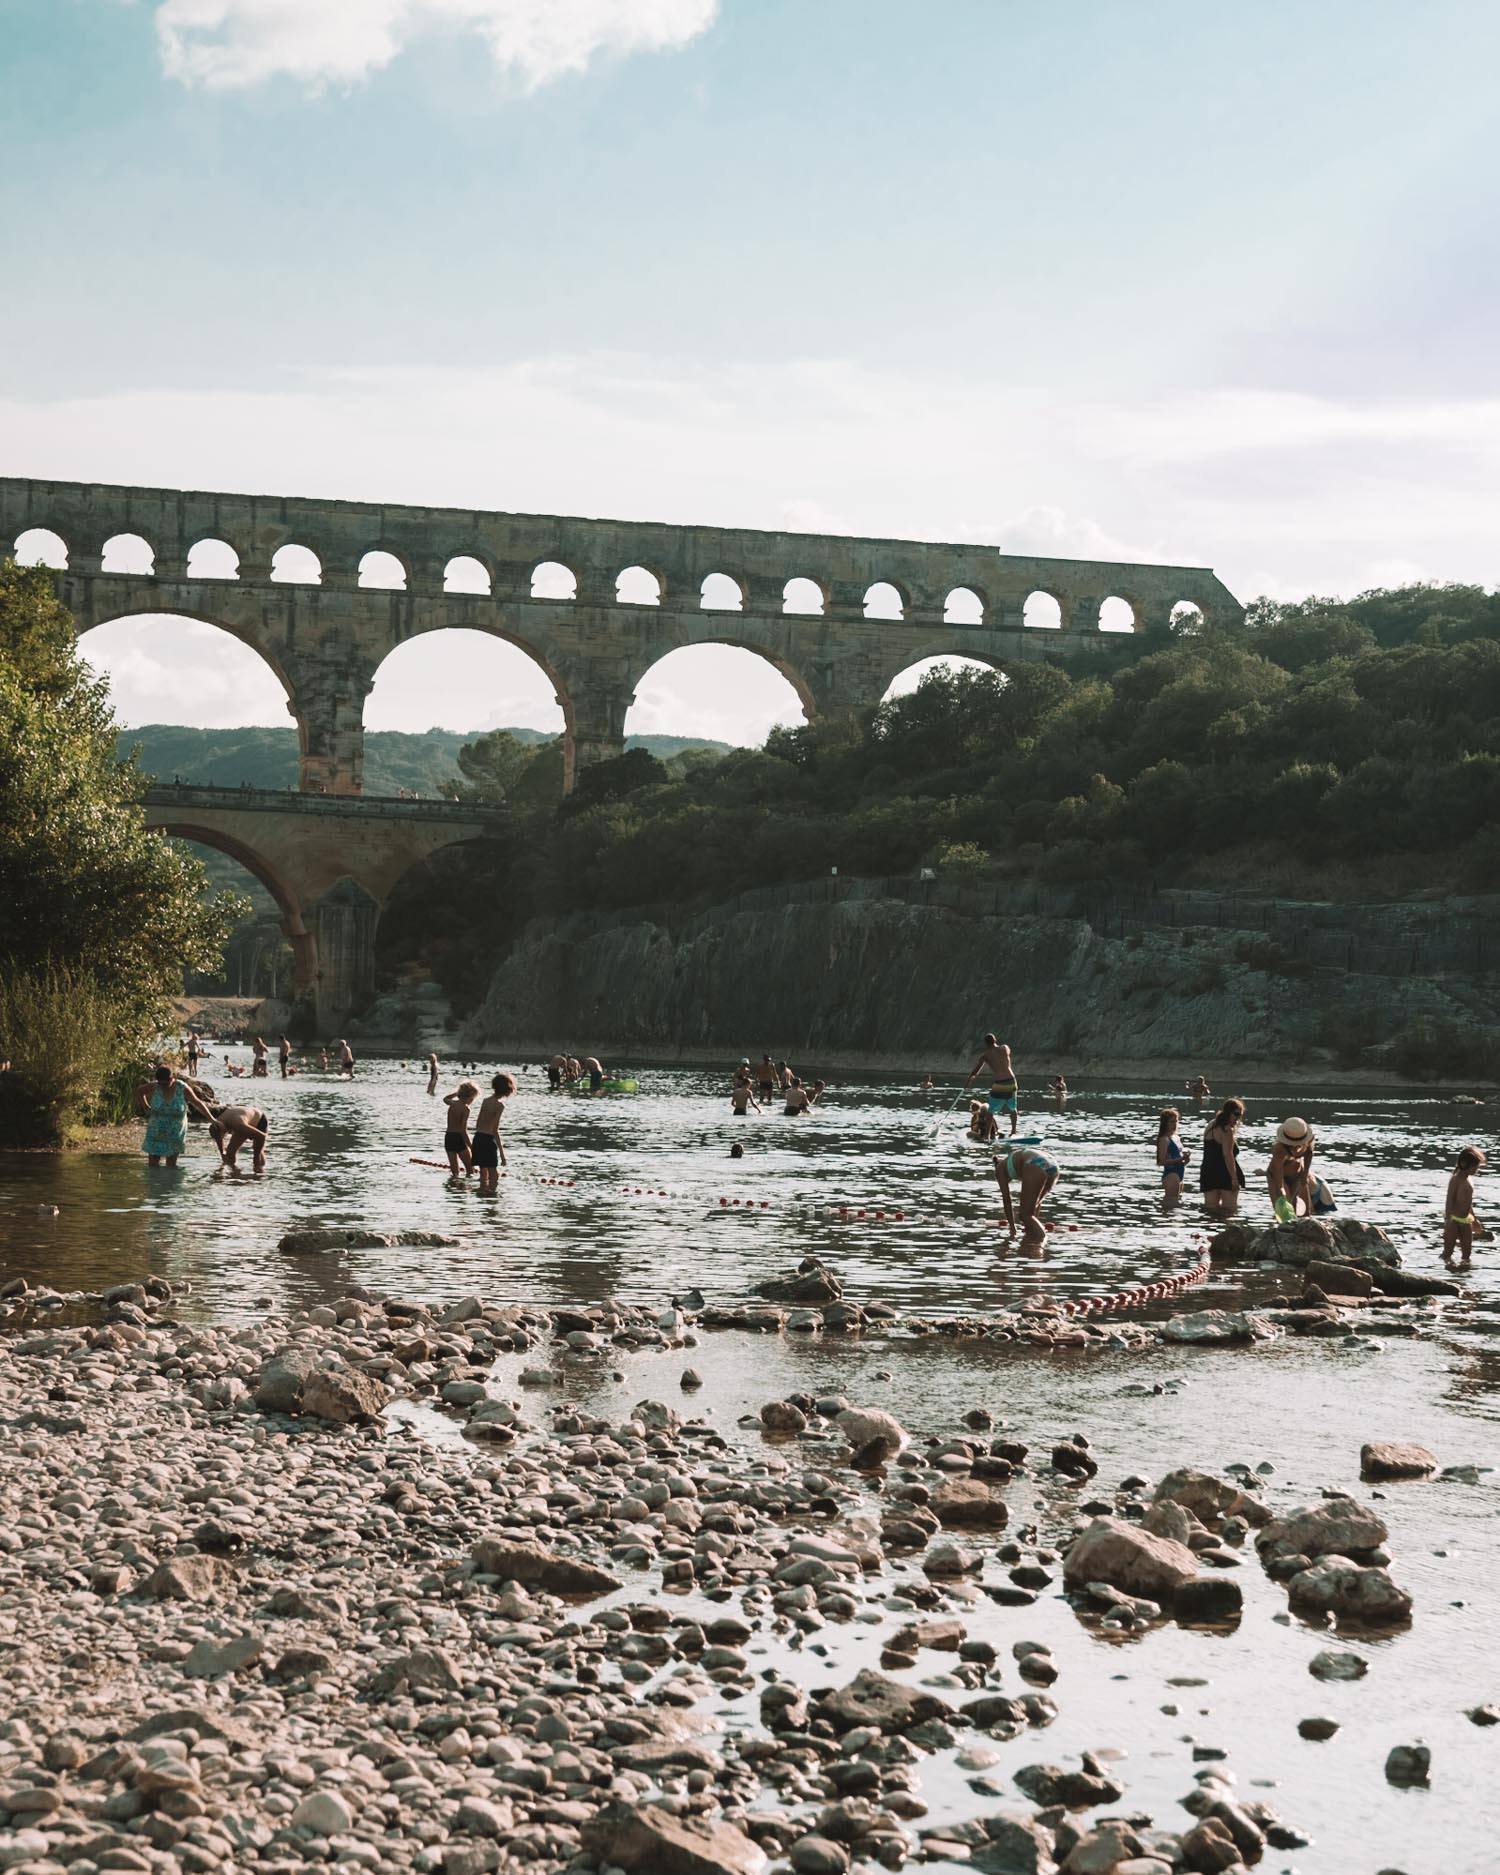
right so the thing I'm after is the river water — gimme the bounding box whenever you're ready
[3,1056,1498,1872]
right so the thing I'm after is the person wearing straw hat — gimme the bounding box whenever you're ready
[1267,1115,1316,1221]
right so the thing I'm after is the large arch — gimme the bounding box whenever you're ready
[880,650,1006,701]
[363,626,571,777]
[625,640,815,748]
[75,607,297,732]
[152,820,315,1000]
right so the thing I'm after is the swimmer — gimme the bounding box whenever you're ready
[582,1055,604,1093]
[337,1038,355,1078]
[427,1052,440,1096]
[566,1056,582,1084]
[756,1054,777,1101]
[208,1103,269,1172]
[471,1073,515,1196]
[729,1140,746,1160]
[1185,1074,1212,1101]
[783,1077,824,1116]
[993,1143,1061,1245]
[278,1034,291,1078]
[319,1048,329,1071]
[918,1072,934,1091]
[965,1033,1019,1138]
[968,1099,999,1144]
[547,1053,565,1090]
[731,1072,762,1116]
[1267,1116,1315,1221]
[185,1033,200,1075]
[1443,1146,1486,1268]
[441,1080,478,1181]
[1157,1107,1188,1206]
[251,1035,268,1077]
[1047,1075,1068,1100]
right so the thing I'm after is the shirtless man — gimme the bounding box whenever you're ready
[783,1077,824,1116]
[547,1053,566,1090]
[337,1039,355,1078]
[209,1103,269,1172]
[472,1073,515,1196]
[965,1033,1018,1138]
[731,1068,761,1116]
[278,1035,291,1078]
[756,1054,777,1102]
[582,1055,604,1093]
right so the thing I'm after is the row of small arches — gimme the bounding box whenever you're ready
[11,528,1201,633]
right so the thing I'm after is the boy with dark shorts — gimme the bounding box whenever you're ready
[472,1074,515,1196]
[441,1081,478,1182]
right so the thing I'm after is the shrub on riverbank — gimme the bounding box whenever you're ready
[0,559,244,1146]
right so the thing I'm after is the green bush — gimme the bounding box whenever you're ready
[0,968,127,1146]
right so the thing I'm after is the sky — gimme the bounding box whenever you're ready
[4,0,1498,742]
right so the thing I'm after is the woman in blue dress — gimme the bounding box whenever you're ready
[136,1064,216,1167]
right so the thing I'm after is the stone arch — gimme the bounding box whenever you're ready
[625,635,817,742]
[783,576,826,617]
[863,581,906,620]
[616,565,662,606]
[271,544,322,584]
[944,586,985,625]
[75,604,298,721]
[443,554,492,595]
[359,550,408,591]
[1170,600,1206,634]
[186,538,240,580]
[699,573,744,612]
[101,533,155,576]
[363,622,573,772]
[879,648,1007,700]
[530,560,577,601]
[1024,591,1063,630]
[12,526,68,569]
[151,818,315,999]
[1099,595,1137,632]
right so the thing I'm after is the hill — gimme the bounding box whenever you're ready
[120,724,732,795]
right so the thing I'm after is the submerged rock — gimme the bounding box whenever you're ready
[1360,1441,1438,1481]
[1287,1558,1412,1624]
[278,1225,459,1253]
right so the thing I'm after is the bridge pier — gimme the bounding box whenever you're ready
[308,879,382,1030]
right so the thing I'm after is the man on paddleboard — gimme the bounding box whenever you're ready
[965,1033,1019,1138]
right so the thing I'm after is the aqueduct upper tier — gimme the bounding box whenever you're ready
[5,475,1244,794]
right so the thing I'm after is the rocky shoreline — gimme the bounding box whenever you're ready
[0,1230,1490,1875]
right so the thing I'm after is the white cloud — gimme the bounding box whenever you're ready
[153,0,718,92]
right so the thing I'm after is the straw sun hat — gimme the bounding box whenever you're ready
[1275,1116,1314,1148]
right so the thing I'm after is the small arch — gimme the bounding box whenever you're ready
[700,573,744,612]
[531,561,576,601]
[1170,600,1206,634]
[186,538,239,580]
[864,582,905,621]
[616,565,662,606]
[101,533,155,576]
[626,643,812,746]
[882,654,1004,701]
[783,577,825,617]
[944,586,984,625]
[12,527,68,570]
[359,550,408,591]
[271,544,322,584]
[444,555,492,595]
[1024,592,1063,630]
[1099,595,1136,633]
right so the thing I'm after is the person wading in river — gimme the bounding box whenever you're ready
[471,1073,515,1197]
[136,1065,216,1168]
[1199,1097,1247,1217]
[965,1034,1019,1138]
[208,1103,270,1173]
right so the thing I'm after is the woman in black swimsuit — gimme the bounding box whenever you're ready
[1199,1097,1247,1217]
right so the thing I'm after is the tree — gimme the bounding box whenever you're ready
[564,746,669,812]
[0,559,242,1142]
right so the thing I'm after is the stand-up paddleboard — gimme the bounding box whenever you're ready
[571,1077,638,1094]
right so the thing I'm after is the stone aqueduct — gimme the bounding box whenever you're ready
[4,475,1244,1026]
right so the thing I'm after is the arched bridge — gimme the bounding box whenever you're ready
[144,785,504,1029]
[5,475,1244,795]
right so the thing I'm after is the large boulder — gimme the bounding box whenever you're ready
[582,1803,766,1875]
[1155,1467,1271,1528]
[932,1478,1010,1529]
[1256,1497,1387,1565]
[836,1406,908,1463]
[253,1343,320,1412]
[813,1668,955,1736]
[301,1365,389,1424]
[1287,1558,1412,1624]
[1062,1518,1197,1605]
[470,1537,621,1599]
[1241,1217,1400,1270]
[1360,1441,1438,1482]
[1162,1310,1277,1345]
[755,1259,843,1304]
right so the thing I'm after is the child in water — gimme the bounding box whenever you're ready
[1156,1108,1188,1205]
[968,1100,999,1144]
[441,1080,478,1182]
[1444,1147,1486,1268]
[471,1073,515,1197]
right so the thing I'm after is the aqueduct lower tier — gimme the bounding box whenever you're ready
[143,786,504,1028]
[4,475,1245,794]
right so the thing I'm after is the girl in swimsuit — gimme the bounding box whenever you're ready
[993,1144,1060,1244]
[1156,1107,1188,1206]
[1199,1098,1247,1217]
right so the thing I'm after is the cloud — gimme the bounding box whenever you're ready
[153,0,718,92]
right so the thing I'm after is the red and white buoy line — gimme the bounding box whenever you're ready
[410,1159,919,1221]
[1050,1242,1211,1318]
